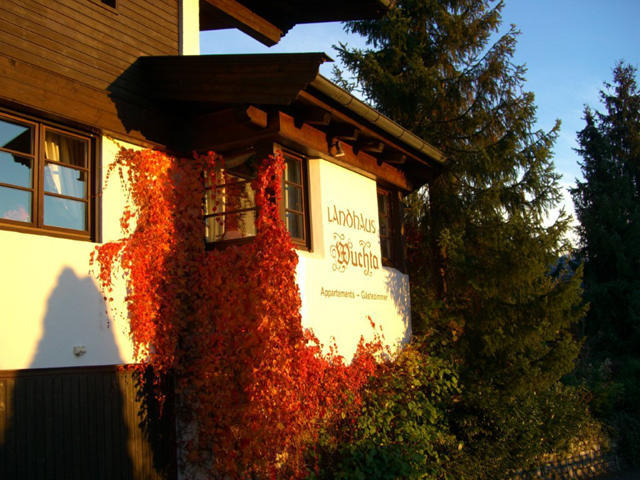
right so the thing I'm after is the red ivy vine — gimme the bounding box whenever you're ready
[91,147,385,479]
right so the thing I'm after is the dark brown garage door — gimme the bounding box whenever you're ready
[0,365,176,480]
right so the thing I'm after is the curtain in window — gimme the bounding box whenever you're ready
[44,134,83,196]
[42,132,87,230]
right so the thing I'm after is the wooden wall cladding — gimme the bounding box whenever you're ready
[0,0,179,145]
[0,366,176,480]
[0,0,178,92]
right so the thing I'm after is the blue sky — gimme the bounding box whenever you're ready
[200,0,640,222]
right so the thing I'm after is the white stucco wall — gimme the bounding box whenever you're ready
[297,159,411,361]
[0,144,411,371]
[0,137,136,370]
[179,0,200,55]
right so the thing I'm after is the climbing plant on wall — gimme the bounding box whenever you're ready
[91,147,384,479]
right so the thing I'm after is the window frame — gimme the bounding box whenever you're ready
[279,147,311,251]
[0,110,98,242]
[204,166,258,245]
[377,185,406,270]
[377,186,394,266]
[204,144,312,251]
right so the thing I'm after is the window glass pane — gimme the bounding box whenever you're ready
[204,188,216,216]
[44,131,87,168]
[285,184,303,212]
[220,181,255,210]
[0,119,31,153]
[44,163,87,198]
[286,211,304,240]
[0,152,32,188]
[205,171,256,216]
[224,152,257,178]
[285,156,302,184]
[44,195,86,230]
[0,186,31,222]
[205,210,257,242]
[204,154,260,243]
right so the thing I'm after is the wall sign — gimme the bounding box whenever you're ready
[327,204,381,277]
[296,160,410,361]
[326,205,377,233]
[319,287,388,301]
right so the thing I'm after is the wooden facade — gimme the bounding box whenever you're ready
[0,366,175,479]
[0,0,180,146]
[0,0,178,89]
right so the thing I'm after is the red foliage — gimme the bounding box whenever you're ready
[91,148,383,479]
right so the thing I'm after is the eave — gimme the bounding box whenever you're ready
[128,53,445,191]
[199,0,391,46]
[140,53,330,104]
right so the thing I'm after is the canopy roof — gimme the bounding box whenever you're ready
[134,53,445,190]
[200,0,391,45]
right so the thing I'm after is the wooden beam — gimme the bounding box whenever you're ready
[328,124,360,142]
[355,140,385,155]
[277,111,411,191]
[242,105,268,128]
[381,151,407,164]
[297,90,427,166]
[293,105,332,128]
[202,0,283,46]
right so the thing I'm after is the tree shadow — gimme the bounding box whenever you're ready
[0,267,174,479]
[383,267,412,342]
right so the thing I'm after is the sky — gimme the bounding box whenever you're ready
[200,0,640,229]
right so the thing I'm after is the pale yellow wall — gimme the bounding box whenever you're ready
[296,159,411,361]
[0,137,137,370]
[0,142,411,370]
[179,0,200,55]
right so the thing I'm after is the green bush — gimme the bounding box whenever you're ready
[309,342,459,480]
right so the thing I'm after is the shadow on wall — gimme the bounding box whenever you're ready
[384,268,412,342]
[0,267,173,479]
[107,58,183,151]
[30,267,124,369]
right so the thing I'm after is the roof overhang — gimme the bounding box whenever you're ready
[306,75,446,167]
[199,0,391,46]
[133,53,445,190]
[140,53,330,104]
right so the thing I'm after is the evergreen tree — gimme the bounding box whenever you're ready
[335,1,588,476]
[572,63,640,464]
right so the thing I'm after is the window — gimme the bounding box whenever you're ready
[204,151,258,243]
[377,187,394,265]
[282,151,309,248]
[204,147,310,248]
[0,112,95,240]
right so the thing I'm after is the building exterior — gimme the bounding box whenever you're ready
[0,1,444,477]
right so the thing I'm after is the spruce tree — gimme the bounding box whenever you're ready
[335,1,587,476]
[573,63,640,463]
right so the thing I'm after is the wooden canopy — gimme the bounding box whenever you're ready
[115,53,444,191]
[134,53,444,190]
[200,0,391,46]
[140,53,330,105]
